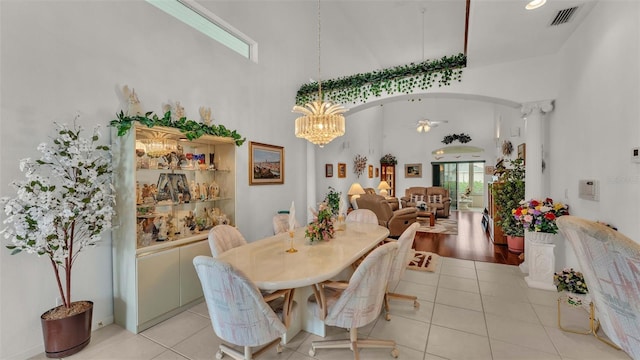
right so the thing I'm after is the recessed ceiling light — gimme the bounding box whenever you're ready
[526,0,546,10]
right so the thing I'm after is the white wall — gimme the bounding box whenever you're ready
[0,2,321,358]
[1,1,638,358]
[550,1,640,268]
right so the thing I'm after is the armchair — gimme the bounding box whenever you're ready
[401,186,451,218]
[356,194,417,238]
[366,187,399,210]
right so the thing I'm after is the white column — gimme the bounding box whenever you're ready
[519,100,554,275]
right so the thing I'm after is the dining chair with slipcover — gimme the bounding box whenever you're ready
[307,241,400,359]
[207,224,247,257]
[346,209,379,225]
[383,222,420,320]
[193,256,295,360]
[272,213,301,235]
[557,216,640,359]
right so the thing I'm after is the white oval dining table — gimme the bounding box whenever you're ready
[216,222,390,339]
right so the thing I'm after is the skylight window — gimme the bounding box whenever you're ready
[146,0,257,61]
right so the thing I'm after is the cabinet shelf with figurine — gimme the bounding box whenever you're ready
[112,124,236,333]
[380,164,396,197]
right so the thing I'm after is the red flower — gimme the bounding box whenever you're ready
[514,208,523,216]
[530,200,540,207]
[544,213,556,221]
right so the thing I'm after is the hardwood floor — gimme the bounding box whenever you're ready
[413,209,524,266]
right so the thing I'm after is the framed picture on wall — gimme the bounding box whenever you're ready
[375,167,379,178]
[368,165,373,178]
[249,141,284,185]
[518,143,526,165]
[325,163,333,177]
[404,163,422,178]
[338,163,347,178]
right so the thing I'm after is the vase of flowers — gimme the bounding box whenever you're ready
[513,197,569,243]
[554,268,588,294]
[1,121,115,358]
[305,202,335,244]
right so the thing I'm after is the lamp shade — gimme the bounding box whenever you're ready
[377,181,391,190]
[348,183,365,196]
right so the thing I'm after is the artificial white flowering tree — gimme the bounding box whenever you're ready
[1,121,115,312]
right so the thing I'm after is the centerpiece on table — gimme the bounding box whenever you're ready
[513,197,569,243]
[305,202,335,244]
[0,121,115,358]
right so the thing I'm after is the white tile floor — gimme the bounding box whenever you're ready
[35,258,631,360]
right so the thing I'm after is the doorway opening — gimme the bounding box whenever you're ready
[432,161,485,210]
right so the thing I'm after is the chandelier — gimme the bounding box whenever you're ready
[138,132,178,158]
[293,0,347,148]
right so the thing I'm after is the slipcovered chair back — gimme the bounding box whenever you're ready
[387,223,420,291]
[325,241,398,329]
[346,209,379,225]
[193,256,287,347]
[557,216,640,360]
[273,213,300,235]
[208,224,247,257]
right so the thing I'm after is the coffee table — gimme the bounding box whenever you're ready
[416,209,435,226]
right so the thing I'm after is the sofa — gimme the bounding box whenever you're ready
[355,194,417,237]
[400,186,451,218]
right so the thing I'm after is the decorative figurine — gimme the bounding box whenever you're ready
[199,106,213,126]
[209,181,220,198]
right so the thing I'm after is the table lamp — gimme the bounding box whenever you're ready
[378,181,391,197]
[347,182,365,209]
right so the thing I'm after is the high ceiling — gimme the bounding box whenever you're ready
[323,0,596,70]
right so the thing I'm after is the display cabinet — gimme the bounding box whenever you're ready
[112,124,236,333]
[380,164,396,197]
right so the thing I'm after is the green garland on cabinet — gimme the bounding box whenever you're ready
[110,110,246,146]
[295,53,466,105]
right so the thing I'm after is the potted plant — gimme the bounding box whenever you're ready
[513,197,569,244]
[380,153,397,165]
[491,158,525,253]
[0,122,115,358]
[324,186,341,217]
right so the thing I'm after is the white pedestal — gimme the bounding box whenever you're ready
[524,242,556,291]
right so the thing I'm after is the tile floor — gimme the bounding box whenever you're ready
[33,257,631,360]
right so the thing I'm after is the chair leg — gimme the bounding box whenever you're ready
[557,298,621,350]
[309,327,398,359]
[385,292,420,321]
[217,338,283,360]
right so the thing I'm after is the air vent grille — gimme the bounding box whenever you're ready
[550,6,578,26]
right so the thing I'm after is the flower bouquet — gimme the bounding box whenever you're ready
[305,202,335,243]
[554,268,588,294]
[512,198,569,234]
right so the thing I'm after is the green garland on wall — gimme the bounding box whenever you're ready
[295,53,466,105]
[110,110,246,146]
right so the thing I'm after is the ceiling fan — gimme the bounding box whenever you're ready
[416,119,448,133]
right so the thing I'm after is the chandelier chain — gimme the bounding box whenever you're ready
[317,0,322,100]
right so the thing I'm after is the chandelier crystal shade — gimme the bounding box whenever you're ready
[292,0,347,148]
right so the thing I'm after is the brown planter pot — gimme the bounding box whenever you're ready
[41,301,93,358]
[507,235,525,254]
